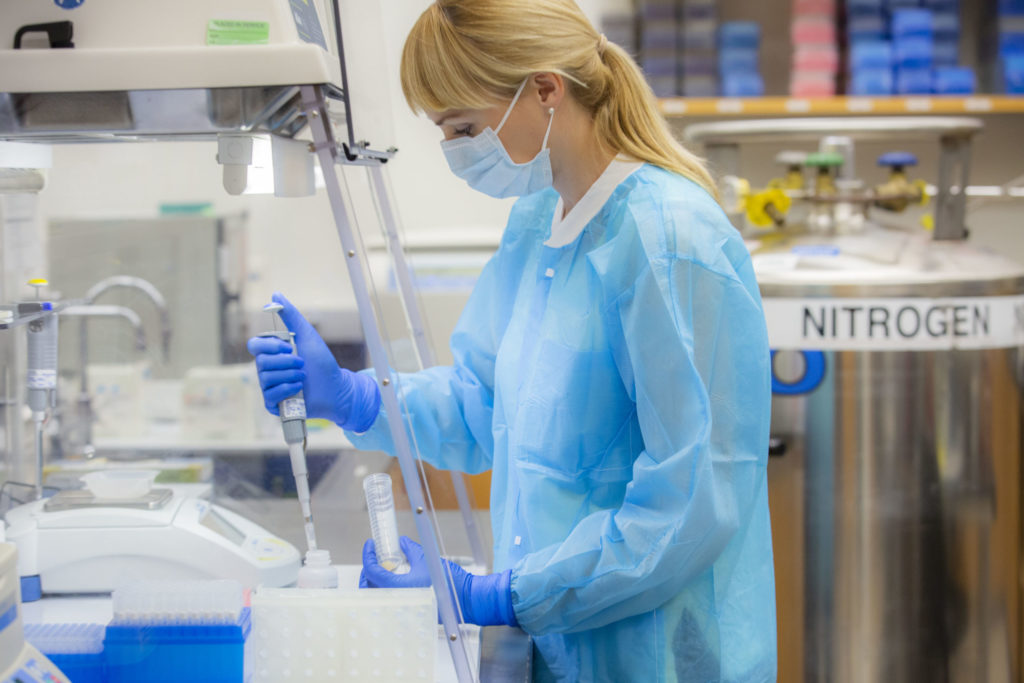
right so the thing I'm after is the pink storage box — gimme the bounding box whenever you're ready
[790,71,837,97]
[792,0,836,14]
[793,46,839,72]
[792,16,837,45]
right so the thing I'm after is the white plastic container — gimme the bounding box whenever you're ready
[80,469,157,499]
[248,586,436,681]
[297,549,338,589]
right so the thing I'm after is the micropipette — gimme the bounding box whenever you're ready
[25,279,58,500]
[259,303,318,553]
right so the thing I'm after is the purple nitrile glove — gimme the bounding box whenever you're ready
[360,536,517,627]
[246,292,380,431]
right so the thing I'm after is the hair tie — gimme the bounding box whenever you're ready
[597,33,608,56]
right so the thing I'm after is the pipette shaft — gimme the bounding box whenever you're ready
[288,442,317,551]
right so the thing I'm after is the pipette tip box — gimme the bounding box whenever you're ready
[103,608,251,683]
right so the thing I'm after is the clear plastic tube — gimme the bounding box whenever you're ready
[362,473,409,573]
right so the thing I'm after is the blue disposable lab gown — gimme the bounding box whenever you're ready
[347,164,776,682]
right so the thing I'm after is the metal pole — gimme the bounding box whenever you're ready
[299,85,476,683]
[365,164,488,568]
[934,134,970,241]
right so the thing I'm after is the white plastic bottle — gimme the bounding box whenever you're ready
[296,549,338,589]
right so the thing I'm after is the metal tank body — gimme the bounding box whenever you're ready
[758,233,1024,682]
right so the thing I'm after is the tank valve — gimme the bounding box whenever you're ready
[746,189,792,228]
[804,151,844,197]
[768,151,808,191]
[874,151,928,212]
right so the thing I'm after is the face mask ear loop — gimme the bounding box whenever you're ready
[495,78,530,134]
[540,107,555,151]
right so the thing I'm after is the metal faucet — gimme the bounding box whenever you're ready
[85,276,171,361]
[58,304,148,456]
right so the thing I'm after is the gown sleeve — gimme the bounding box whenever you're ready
[344,216,531,475]
[509,198,773,634]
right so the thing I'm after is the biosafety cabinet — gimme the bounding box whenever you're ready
[686,118,1024,682]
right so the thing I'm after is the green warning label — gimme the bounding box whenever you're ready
[206,20,270,46]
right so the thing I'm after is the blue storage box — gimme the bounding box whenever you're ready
[851,68,895,94]
[24,623,105,683]
[894,37,934,67]
[932,66,975,93]
[683,75,719,97]
[892,8,934,39]
[1001,32,1024,54]
[999,0,1024,15]
[850,41,893,70]
[104,608,250,683]
[932,11,958,38]
[848,0,885,14]
[895,67,933,93]
[681,21,717,50]
[932,40,959,66]
[722,72,764,97]
[886,0,922,9]
[718,48,758,73]
[848,14,888,41]
[1005,55,1024,93]
[718,22,759,49]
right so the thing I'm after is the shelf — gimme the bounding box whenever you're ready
[659,96,1024,117]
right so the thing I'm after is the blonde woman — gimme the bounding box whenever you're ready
[249,0,775,680]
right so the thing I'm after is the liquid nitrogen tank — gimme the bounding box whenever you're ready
[685,117,1024,682]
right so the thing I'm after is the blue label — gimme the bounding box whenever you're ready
[791,245,840,257]
[54,0,85,9]
[771,350,827,395]
[289,0,327,50]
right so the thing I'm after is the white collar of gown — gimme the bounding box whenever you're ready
[544,158,644,248]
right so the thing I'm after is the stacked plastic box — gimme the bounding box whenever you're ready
[680,0,719,97]
[719,22,763,96]
[1001,0,1024,93]
[892,7,934,93]
[848,0,975,96]
[791,0,839,96]
[638,0,682,97]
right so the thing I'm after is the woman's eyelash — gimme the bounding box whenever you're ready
[454,125,472,136]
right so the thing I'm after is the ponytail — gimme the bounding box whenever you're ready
[593,43,718,199]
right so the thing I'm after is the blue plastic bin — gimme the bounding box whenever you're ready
[892,8,934,40]
[718,48,758,73]
[718,22,759,49]
[722,72,764,97]
[894,37,934,68]
[104,609,250,683]
[850,41,893,70]
[896,67,933,93]
[1005,55,1024,93]
[24,623,105,683]
[851,68,895,94]
[932,66,976,94]
[848,14,888,41]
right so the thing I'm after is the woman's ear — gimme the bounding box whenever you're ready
[531,72,566,110]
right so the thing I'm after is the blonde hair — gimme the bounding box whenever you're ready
[400,0,717,199]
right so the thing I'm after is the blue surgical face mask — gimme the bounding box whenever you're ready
[440,79,555,199]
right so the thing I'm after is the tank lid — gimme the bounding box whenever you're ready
[751,229,1024,293]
